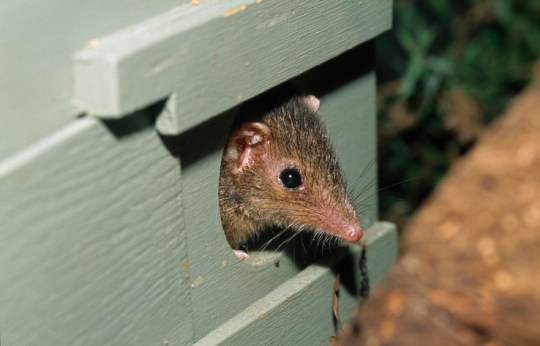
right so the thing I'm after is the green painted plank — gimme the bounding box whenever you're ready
[0,0,186,161]
[73,0,392,134]
[195,222,398,345]
[0,116,192,345]
[176,44,382,340]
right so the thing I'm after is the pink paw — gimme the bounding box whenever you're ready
[233,249,249,260]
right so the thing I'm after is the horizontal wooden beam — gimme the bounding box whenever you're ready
[195,222,398,345]
[73,0,392,134]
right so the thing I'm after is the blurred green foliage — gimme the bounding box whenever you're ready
[376,0,540,228]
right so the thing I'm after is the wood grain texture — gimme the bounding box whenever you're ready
[171,44,384,341]
[195,222,398,345]
[0,0,187,161]
[1,2,393,342]
[73,0,392,135]
[0,116,192,345]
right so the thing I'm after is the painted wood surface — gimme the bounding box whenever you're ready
[175,44,382,340]
[73,0,392,135]
[0,0,187,161]
[0,114,192,345]
[195,222,397,346]
[1,1,393,344]
[0,42,391,345]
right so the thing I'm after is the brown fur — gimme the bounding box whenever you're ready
[218,95,362,248]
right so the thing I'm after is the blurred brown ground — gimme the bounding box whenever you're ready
[339,69,540,345]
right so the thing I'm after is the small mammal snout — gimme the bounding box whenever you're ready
[218,91,363,259]
[345,227,363,243]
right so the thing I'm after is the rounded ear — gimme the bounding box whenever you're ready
[225,121,271,173]
[303,95,320,113]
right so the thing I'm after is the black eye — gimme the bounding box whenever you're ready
[279,168,303,189]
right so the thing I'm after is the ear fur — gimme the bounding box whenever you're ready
[226,121,271,173]
[303,95,320,113]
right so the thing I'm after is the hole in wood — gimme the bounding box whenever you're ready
[218,84,363,262]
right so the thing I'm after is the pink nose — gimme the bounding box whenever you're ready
[345,227,363,242]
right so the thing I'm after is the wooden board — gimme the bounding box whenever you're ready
[73,0,392,135]
[176,44,384,340]
[195,222,397,345]
[0,1,394,344]
[0,0,186,161]
[0,114,193,345]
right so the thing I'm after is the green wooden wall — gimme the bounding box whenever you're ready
[0,1,394,345]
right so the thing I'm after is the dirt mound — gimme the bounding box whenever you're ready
[339,79,540,345]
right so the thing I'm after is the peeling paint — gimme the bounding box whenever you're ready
[191,276,204,288]
[181,260,190,275]
[223,4,247,18]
